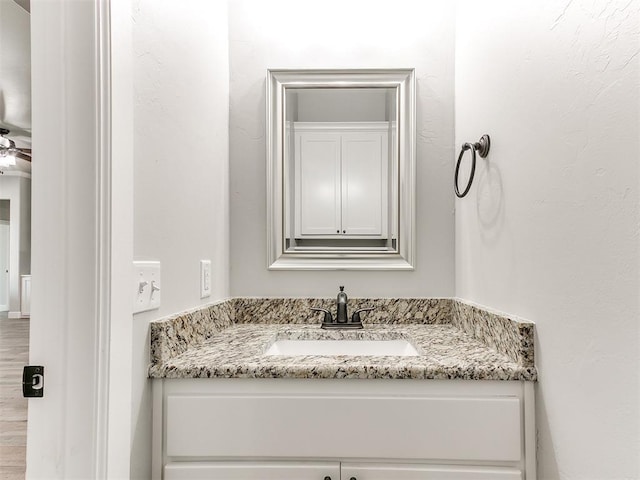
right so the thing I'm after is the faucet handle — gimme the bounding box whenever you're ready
[310,307,333,326]
[351,306,375,325]
[353,306,375,315]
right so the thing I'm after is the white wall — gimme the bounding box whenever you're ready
[0,0,31,147]
[131,0,230,478]
[229,0,455,298]
[0,173,30,316]
[455,1,639,479]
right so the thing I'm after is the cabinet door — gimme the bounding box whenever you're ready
[295,132,342,236]
[165,461,340,480]
[341,132,387,236]
[341,463,522,480]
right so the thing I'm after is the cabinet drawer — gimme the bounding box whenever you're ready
[166,394,521,462]
[165,461,339,480]
[342,463,522,480]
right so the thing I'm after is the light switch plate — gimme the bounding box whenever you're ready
[200,260,211,298]
[133,261,161,314]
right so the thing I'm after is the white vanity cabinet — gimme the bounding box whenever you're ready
[293,122,389,238]
[153,379,536,479]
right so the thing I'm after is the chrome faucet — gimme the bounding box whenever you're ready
[311,286,375,329]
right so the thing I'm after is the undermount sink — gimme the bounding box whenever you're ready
[264,339,419,357]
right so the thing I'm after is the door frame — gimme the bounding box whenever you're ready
[0,218,9,312]
[27,0,133,478]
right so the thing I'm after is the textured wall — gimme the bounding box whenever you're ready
[131,0,230,477]
[455,1,640,478]
[229,0,455,298]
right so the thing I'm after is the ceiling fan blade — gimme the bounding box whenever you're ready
[16,150,31,162]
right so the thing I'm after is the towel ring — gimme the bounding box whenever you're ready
[455,134,490,198]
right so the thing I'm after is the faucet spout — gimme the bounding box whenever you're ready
[336,286,348,323]
[313,286,365,329]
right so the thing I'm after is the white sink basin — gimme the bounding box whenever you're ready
[264,339,419,357]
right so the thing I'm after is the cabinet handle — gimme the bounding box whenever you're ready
[343,230,346,233]
[324,477,332,480]
[337,230,339,233]
[350,477,357,480]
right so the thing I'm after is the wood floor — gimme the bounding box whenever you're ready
[0,313,28,480]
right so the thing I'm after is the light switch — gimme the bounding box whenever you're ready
[200,260,211,298]
[133,261,161,314]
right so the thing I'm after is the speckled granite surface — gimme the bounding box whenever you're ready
[148,324,535,380]
[233,297,453,325]
[150,300,235,366]
[452,299,535,368]
[149,297,536,381]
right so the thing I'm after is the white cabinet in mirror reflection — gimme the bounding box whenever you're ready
[293,122,388,238]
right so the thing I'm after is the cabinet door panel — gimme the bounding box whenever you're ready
[165,462,340,480]
[341,133,387,236]
[295,133,342,236]
[341,463,522,480]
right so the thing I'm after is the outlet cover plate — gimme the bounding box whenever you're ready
[200,260,212,298]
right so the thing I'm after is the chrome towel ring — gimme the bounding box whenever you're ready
[455,134,491,198]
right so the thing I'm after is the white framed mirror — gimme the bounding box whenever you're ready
[266,69,415,270]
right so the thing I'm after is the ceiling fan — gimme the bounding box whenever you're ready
[0,128,31,167]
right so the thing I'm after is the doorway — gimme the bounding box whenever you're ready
[0,200,9,312]
[0,0,31,477]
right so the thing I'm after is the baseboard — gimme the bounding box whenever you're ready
[8,311,23,319]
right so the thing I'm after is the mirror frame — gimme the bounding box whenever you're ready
[266,69,415,270]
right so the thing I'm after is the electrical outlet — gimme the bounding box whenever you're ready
[133,261,161,314]
[200,260,211,298]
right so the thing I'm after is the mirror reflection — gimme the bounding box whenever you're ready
[284,87,398,253]
[266,69,415,270]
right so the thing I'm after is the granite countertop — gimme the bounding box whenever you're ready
[148,317,537,381]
